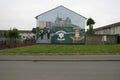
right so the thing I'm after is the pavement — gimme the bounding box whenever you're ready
[0,55,120,61]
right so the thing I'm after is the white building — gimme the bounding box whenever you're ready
[94,22,120,35]
[19,30,36,40]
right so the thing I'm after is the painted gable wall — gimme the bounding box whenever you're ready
[35,6,86,44]
[36,6,86,29]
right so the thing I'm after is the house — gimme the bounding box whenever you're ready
[35,5,86,44]
[19,30,36,40]
[94,22,120,35]
[0,30,6,38]
[93,22,120,44]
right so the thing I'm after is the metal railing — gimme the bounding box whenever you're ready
[0,38,36,49]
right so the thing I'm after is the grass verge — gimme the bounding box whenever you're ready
[0,44,120,55]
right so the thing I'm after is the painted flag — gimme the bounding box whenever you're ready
[46,22,52,28]
[39,21,45,29]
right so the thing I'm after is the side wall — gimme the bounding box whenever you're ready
[86,35,119,45]
[95,26,120,35]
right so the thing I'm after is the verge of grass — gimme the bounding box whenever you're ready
[0,44,120,55]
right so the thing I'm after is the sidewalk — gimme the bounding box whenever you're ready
[0,55,120,61]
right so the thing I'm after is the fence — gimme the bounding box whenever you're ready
[0,38,35,49]
[0,35,120,49]
[86,34,119,45]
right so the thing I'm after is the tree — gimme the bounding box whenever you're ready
[32,28,36,33]
[8,28,19,38]
[4,31,9,38]
[86,18,95,35]
[12,28,19,38]
[7,28,19,44]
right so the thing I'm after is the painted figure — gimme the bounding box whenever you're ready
[40,30,44,40]
[47,29,50,39]
[71,27,84,40]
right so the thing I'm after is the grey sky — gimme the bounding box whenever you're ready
[0,0,120,30]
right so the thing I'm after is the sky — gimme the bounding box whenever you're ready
[0,0,120,30]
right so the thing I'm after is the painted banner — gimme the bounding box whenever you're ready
[39,21,45,29]
[46,22,52,28]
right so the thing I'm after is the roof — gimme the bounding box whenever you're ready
[35,5,87,19]
[94,22,120,31]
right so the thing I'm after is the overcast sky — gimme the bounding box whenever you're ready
[0,0,120,30]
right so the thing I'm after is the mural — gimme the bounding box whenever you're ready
[36,6,86,44]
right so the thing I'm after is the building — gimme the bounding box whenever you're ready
[35,5,86,44]
[19,30,35,40]
[93,22,120,44]
[94,22,120,35]
[0,30,6,38]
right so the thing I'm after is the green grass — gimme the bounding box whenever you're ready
[0,44,120,55]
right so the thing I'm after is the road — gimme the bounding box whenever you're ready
[0,61,120,80]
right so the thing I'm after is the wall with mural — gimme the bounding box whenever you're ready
[35,6,86,44]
